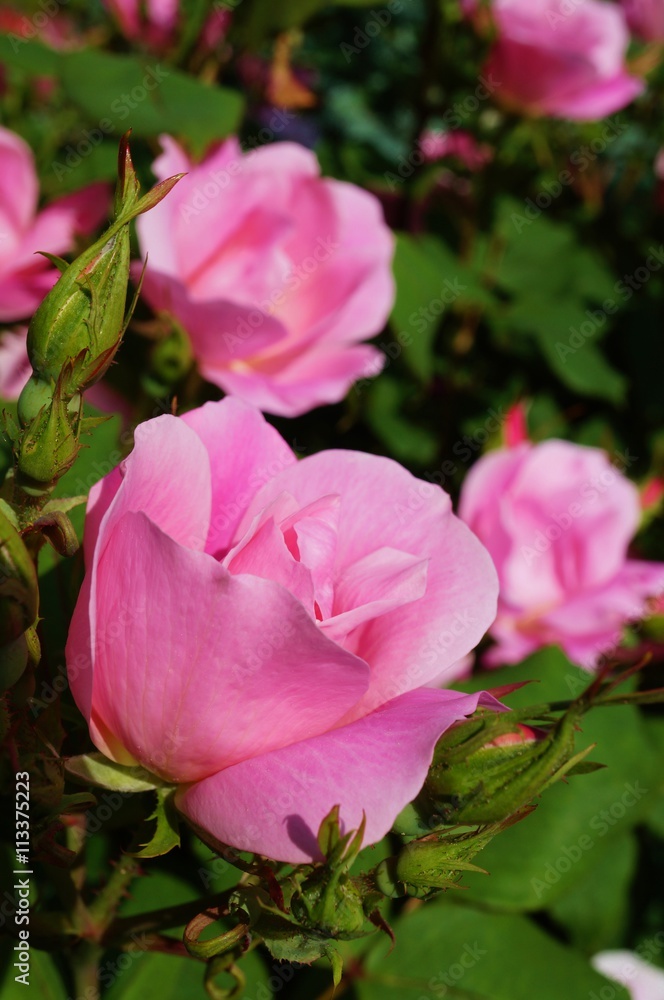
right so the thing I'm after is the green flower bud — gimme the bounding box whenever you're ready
[0,505,38,647]
[375,820,516,897]
[16,378,81,493]
[25,133,184,399]
[17,375,55,427]
[418,708,592,826]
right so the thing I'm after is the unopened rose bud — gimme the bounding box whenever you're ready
[416,708,590,826]
[24,133,183,400]
[16,379,81,492]
[375,820,506,897]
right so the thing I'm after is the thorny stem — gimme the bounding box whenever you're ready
[103,888,235,946]
[88,854,142,932]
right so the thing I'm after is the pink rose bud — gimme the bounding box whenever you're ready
[503,399,530,448]
[459,439,664,669]
[134,136,395,416]
[641,476,664,512]
[465,0,644,120]
[66,398,501,863]
[419,129,493,170]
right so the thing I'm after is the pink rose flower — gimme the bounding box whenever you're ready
[458,439,664,669]
[66,398,499,862]
[102,0,179,50]
[419,129,493,170]
[102,0,231,51]
[135,136,394,417]
[620,0,664,40]
[466,0,644,120]
[592,951,664,999]
[0,126,109,322]
[0,327,31,399]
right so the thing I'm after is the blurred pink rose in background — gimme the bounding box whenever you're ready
[0,126,109,322]
[459,439,664,668]
[0,327,30,399]
[465,0,644,120]
[102,0,231,52]
[66,398,499,862]
[592,951,664,999]
[136,136,394,416]
[102,0,179,49]
[0,326,129,416]
[620,0,664,41]
[419,129,493,170]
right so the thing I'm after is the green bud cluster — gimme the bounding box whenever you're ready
[11,133,183,500]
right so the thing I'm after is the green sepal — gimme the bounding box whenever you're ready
[129,787,181,859]
[65,751,165,792]
[36,251,69,273]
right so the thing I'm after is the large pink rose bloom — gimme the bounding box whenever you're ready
[66,398,499,862]
[135,136,394,417]
[459,440,664,669]
[469,0,643,120]
[593,951,664,999]
[0,127,109,322]
[620,0,664,40]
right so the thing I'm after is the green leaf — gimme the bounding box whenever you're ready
[364,376,438,465]
[358,898,629,1000]
[506,296,627,404]
[490,199,626,402]
[66,752,164,793]
[57,51,244,155]
[549,833,637,952]
[101,948,209,1000]
[458,650,658,910]
[103,948,272,1000]
[391,233,489,381]
[0,35,60,76]
[0,947,67,1000]
[106,871,274,1000]
[130,788,181,859]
